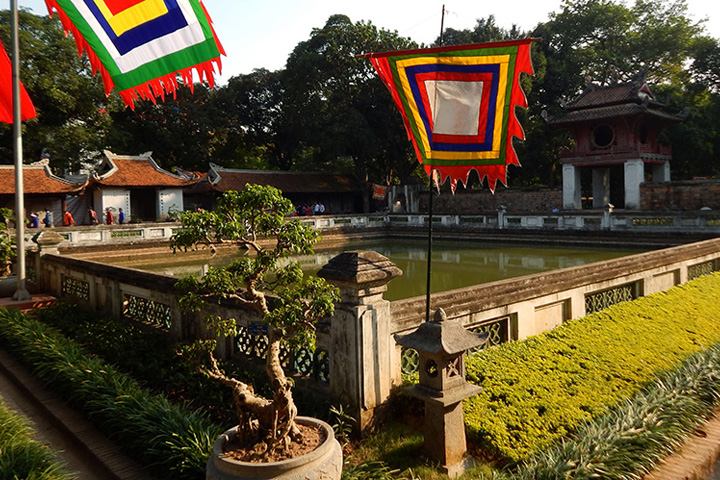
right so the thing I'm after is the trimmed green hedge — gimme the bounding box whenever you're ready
[510,343,720,479]
[465,272,720,462]
[0,308,223,480]
[0,398,76,480]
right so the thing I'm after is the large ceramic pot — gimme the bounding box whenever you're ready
[206,416,343,480]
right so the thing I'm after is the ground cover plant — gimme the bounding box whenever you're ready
[464,272,720,462]
[0,397,76,480]
[0,307,222,480]
[31,300,261,425]
[506,343,720,479]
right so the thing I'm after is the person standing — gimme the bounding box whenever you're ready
[87,207,98,225]
[63,210,74,226]
[43,208,53,227]
[105,208,114,225]
[29,212,39,228]
[118,208,126,224]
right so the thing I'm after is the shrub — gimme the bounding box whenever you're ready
[0,399,76,480]
[32,301,248,424]
[0,307,222,479]
[464,272,720,462]
[499,343,720,479]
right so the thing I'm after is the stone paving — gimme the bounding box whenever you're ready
[642,411,720,480]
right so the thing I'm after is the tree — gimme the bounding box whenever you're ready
[106,83,223,171]
[171,185,339,457]
[0,9,117,172]
[210,68,285,170]
[281,14,419,183]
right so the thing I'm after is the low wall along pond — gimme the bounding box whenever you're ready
[26,235,720,429]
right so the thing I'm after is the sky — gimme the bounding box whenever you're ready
[15,0,720,85]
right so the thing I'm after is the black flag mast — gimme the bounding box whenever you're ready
[424,4,445,323]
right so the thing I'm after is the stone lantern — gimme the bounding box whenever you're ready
[394,307,487,478]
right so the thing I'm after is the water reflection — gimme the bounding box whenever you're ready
[105,239,644,301]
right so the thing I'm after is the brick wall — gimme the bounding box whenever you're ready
[421,188,563,214]
[640,181,720,211]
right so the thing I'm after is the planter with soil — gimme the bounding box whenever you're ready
[206,416,342,480]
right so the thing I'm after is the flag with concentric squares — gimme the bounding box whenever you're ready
[45,0,225,109]
[366,39,536,192]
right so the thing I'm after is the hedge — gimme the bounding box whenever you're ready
[0,308,223,480]
[464,271,720,462]
[0,398,76,480]
[509,343,720,479]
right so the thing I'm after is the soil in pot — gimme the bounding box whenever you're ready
[223,423,323,463]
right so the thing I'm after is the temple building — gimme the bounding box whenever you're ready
[88,151,200,222]
[184,164,364,214]
[0,160,87,226]
[549,74,685,210]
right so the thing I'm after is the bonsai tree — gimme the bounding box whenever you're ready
[171,185,339,458]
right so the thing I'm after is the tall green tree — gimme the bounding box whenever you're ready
[0,9,116,172]
[281,14,419,183]
[106,83,222,171]
[209,68,284,170]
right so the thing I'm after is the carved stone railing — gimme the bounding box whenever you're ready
[26,236,720,430]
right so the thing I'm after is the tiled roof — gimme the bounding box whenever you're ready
[0,161,87,195]
[92,151,199,188]
[204,166,363,194]
[549,75,682,125]
[550,103,683,125]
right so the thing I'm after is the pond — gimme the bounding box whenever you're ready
[102,239,647,301]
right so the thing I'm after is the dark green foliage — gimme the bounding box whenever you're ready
[464,272,720,462]
[32,301,266,425]
[0,308,222,479]
[0,399,76,480]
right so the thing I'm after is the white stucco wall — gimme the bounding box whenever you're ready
[99,188,131,223]
[158,188,183,220]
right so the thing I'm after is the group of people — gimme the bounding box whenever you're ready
[295,201,326,216]
[27,207,126,228]
[87,207,125,225]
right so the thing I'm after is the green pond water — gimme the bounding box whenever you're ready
[106,239,646,301]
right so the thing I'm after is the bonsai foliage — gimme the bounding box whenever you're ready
[171,185,339,457]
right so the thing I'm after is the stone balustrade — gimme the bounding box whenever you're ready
[15,211,720,252]
[26,235,720,429]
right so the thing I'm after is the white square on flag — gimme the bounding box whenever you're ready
[426,80,484,136]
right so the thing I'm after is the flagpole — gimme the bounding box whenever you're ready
[10,0,30,301]
[423,5,445,322]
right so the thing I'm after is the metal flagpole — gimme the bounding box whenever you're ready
[423,5,446,323]
[10,0,30,301]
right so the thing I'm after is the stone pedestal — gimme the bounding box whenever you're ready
[394,308,487,478]
[318,251,402,431]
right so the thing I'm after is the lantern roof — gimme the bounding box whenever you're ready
[395,308,487,355]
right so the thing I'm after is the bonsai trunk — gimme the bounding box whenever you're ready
[264,328,301,451]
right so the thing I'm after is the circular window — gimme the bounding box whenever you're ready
[592,124,615,149]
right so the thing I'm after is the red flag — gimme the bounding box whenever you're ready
[0,40,36,124]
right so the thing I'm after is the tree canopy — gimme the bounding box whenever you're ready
[3,0,720,183]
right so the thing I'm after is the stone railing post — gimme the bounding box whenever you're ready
[497,205,507,230]
[31,231,65,293]
[318,251,402,431]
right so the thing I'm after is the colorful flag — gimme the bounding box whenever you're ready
[0,40,36,123]
[365,39,536,192]
[45,0,225,109]
[371,183,388,200]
